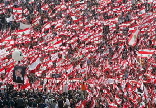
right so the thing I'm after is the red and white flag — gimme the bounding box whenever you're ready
[28,57,41,70]
[42,22,51,32]
[66,65,73,74]
[32,16,41,26]
[41,4,49,11]
[16,28,31,36]
[137,49,155,58]
[20,22,31,30]
[29,0,35,4]
[13,7,22,14]
[23,8,29,15]
[53,40,62,48]
[128,28,139,46]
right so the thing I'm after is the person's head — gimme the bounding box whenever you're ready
[15,68,22,77]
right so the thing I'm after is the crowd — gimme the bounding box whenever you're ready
[0,0,156,107]
[0,86,88,108]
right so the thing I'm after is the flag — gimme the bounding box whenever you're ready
[0,68,5,74]
[137,49,155,58]
[0,49,9,59]
[13,14,23,22]
[32,16,41,26]
[13,66,26,84]
[66,65,73,74]
[108,102,118,108]
[115,95,122,104]
[28,58,41,70]
[42,22,51,32]
[71,16,80,22]
[16,28,31,36]
[41,4,49,11]
[20,22,31,29]
[23,8,29,15]
[29,0,35,4]
[13,7,22,14]
[53,40,62,48]
[128,28,139,46]
[0,3,4,9]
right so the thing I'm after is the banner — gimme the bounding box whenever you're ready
[13,66,26,84]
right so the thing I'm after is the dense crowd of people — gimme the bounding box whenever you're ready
[0,0,156,107]
[0,86,88,108]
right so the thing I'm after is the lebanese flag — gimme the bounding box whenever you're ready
[16,28,31,36]
[41,4,49,11]
[32,16,41,26]
[119,21,132,28]
[128,28,139,46]
[29,0,35,4]
[108,102,118,108]
[13,14,23,22]
[23,8,29,15]
[13,7,22,14]
[55,23,62,29]
[42,22,51,32]
[137,49,155,58]
[0,3,4,8]
[53,40,62,48]
[71,16,80,22]
[85,45,97,52]
[66,65,73,74]
[0,68,5,74]
[67,36,78,44]
[126,82,133,91]
[115,95,122,104]
[0,9,5,14]
[28,57,41,70]
[0,84,6,90]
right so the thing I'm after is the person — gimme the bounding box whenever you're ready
[13,68,24,84]
[64,98,70,108]
[15,95,26,108]
[81,82,87,98]
[50,100,57,108]
[58,97,64,108]
[8,98,15,108]
[0,97,3,108]
[63,83,68,93]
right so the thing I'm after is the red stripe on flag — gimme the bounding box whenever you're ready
[138,51,154,55]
